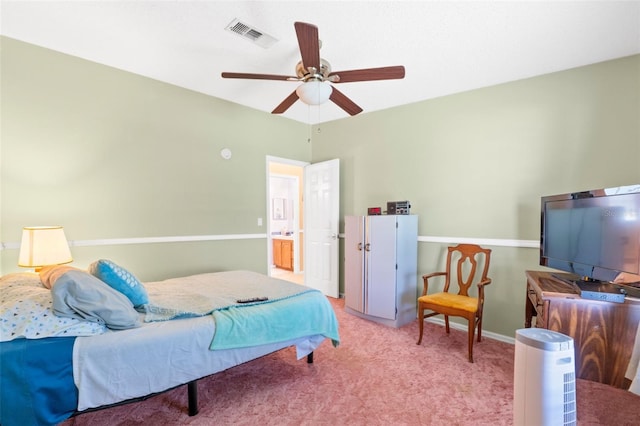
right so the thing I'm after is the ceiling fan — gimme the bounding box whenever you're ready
[221,22,405,116]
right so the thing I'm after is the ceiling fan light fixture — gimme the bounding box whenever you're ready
[296,81,332,105]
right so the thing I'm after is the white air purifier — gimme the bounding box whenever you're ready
[513,328,576,426]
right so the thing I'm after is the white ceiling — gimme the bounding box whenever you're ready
[2,1,639,124]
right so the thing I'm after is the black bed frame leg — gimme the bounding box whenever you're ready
[187,380,199,416]
[186,353,311,416]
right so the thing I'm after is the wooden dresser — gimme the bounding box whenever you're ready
[525,270,640,389]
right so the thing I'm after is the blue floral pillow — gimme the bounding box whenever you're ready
[88,259,148,307]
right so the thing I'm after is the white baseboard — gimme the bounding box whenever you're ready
[425,317,516,345]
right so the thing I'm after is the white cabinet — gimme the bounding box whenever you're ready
[344,215,418,327]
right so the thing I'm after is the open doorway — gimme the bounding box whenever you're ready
[266,156,307,285]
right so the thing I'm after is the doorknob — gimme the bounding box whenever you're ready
[357,242,363,251]
[365,243,371,252]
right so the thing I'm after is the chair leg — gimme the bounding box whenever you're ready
[417,304,424,345]
[467,320,475,363]
[477,315,483,342]
[444,316,450,334]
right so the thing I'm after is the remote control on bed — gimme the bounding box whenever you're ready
[236,297,269,304]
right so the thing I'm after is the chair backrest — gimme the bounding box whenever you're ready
[443,244,491,296]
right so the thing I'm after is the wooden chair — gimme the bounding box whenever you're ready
[416,244,492,362]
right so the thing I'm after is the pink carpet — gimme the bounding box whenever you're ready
[62,297,640,425]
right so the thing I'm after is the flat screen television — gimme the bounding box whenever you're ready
[540,184,640,285]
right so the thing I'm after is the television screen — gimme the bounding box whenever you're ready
[540,184,640,283]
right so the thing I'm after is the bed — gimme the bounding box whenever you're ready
[0,265,340,426]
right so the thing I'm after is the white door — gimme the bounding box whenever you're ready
[304,159,340,298]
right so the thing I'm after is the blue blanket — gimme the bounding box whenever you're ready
[0,337,77,426]
[210,290,340,350]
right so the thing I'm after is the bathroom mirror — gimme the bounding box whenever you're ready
[272,198,286,220]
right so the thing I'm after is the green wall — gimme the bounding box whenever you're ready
[2,35,639,339]
[0,36,311,279]
[313,54,640,337]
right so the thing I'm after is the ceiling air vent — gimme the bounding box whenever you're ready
[225,19,278,49]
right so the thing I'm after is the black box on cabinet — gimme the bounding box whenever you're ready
[387,201,410,215]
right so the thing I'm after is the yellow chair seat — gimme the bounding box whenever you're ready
[418,292,478,313]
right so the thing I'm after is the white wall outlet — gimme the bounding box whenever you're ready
[257,217,263,226]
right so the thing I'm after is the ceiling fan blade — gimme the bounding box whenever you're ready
[272,91,299,114]
[329,87,363,116]
[294,22,320,72]
[221,72,296,81]
[328,66,405,83]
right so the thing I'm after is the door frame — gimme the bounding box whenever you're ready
[266,156,308,278]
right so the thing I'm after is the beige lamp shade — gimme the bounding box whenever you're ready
[18,226,73,269]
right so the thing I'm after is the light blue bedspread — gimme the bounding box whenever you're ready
[210,290,340,350]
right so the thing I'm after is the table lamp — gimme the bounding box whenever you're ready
[18,226,73,272]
